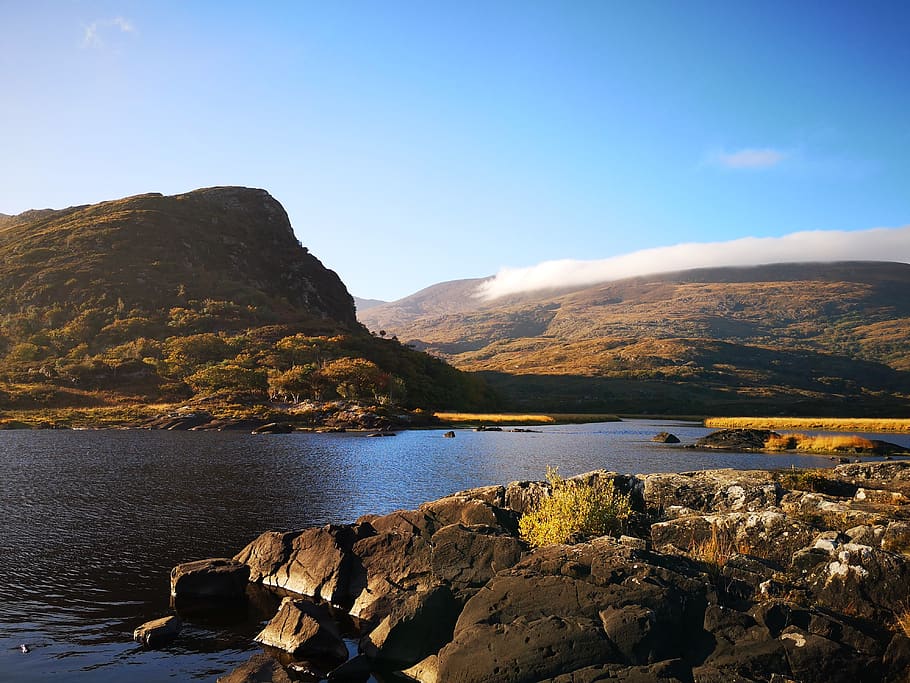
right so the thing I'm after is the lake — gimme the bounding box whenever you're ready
[2,420,907,681]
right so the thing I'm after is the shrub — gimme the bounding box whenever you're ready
[519,467,632,547]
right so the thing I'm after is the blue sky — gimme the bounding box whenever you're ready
[2,1,908,301]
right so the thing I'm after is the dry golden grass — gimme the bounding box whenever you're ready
[705,417,910,434]
[897,608,910,638]
[435,411,557,424]
[765,433,876,453]
[688,524,750,569]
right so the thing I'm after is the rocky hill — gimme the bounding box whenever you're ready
[0,187,493,420]
[360,262,910,415]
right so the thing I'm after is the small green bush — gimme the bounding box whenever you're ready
[519,467,633,547]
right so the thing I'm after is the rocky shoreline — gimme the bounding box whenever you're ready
[154,462,910,682]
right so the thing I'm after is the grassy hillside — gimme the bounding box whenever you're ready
[360,262,910,416]
[0,187,495,422]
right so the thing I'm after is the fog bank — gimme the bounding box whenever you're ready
[477,225,910,300]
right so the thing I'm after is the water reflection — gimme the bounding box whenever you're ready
[1,421,907,681]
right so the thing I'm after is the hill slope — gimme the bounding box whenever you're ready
[0,187,493,418]
[359,262,910,415]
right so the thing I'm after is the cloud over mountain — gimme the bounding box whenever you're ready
[477,225,910,300]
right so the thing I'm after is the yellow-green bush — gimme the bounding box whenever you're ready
[519,467,632,547]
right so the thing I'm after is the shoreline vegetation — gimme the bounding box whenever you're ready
[705,416,910,434]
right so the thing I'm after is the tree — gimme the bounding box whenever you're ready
[186,363,267,396]
[268,364,319,403]
[319,357,390,401]
[164,333,232,376]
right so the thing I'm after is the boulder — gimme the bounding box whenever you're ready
[696,429,777,450]
[436,615,615,683]
[234,524,365,605]
[254,596,347,660]
[362,584,460,668]
[881,521,910,554]
[170,558,249,599]
[348,530,434,622]
[651,511,815,565]
[132,615,181,647]
[652,432,680,443]
[503,480,551,516]
[217,653,292,683]
[430,524,526,595]
[327,654,372,681]
[539,658,693,682]
[401,654,439,682]
[640,469,781,514]
[806,542,910,622]
[420,495,518,535]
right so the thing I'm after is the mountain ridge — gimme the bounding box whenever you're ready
[359,261,910,415]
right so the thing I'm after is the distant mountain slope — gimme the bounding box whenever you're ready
[0,187,494,413]
[359,262,910,415]
[353,296,388,313]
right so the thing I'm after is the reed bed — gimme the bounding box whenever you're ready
[705,417,910,434]
[764,433,876,453]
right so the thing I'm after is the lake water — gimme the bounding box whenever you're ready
[2,420,907,682]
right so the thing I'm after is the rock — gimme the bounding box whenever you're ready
[652,432,680,443]
[437,538,708,681]
[640,469,781,514]
[443,431,456,438]
[430,524,526,595]
[696,429,777,450]
[835,460,910,482]
[883,634,910,683]
[503,480,551,515]
[779,626,876,683]
[362,584,460,668]
[806,542,910,622]
[651,510,815,565]
[251,422,294,434]
[133,615,181,647]
[254,596,347,660]
[881,521,910,554]
[327,654,372,681]
[539,658,693,682]
[401,654,439,682]
[234,524,365,606]
[217,652,293,683]
[348,530,434,622]
[420,495,518,534]
[170,558,250,599]
[436,615,615,683]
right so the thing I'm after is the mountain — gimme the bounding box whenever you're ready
[0,187,356,328]
[359,262,910,416]
[0,187,493,416]
[353,296,388,313]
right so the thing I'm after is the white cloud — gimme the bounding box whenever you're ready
[82,17,135,48]
[711,147,787,169]
[477,225,910,300]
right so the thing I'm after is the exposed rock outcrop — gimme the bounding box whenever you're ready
[181,461,910,682]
